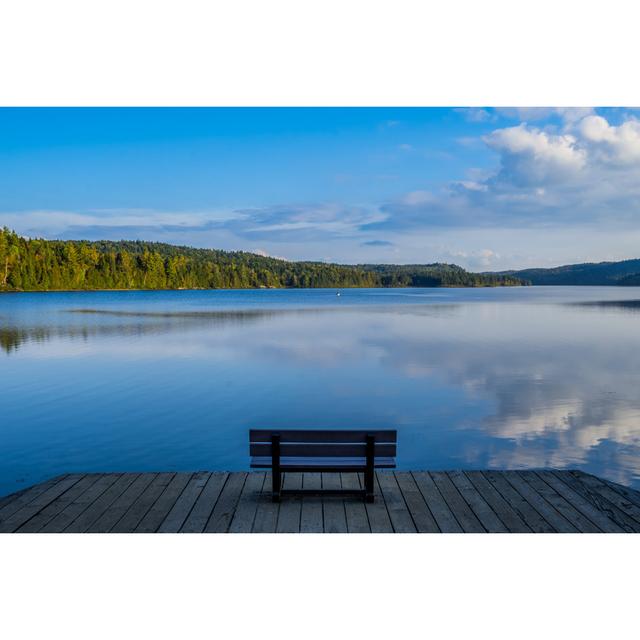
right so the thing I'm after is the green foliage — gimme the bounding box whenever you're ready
[360,263,526,287]
[503,259,640,285]
[0,227,526,291]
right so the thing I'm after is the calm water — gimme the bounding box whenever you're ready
[2,286,640,495]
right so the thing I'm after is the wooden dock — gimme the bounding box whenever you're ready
[1,470,640,533]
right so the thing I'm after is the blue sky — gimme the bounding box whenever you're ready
[2,107,640,269]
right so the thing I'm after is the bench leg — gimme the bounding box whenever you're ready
[365,434,375,502]
[271,434,281,502]
[272,468,281,503]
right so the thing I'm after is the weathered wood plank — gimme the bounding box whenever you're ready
[204,472,247,533]
[0,475,67,521]
[463,472,531,533]
[502,471,581,533]
[16,474,103,533]
[517,471,593,533]
[539,472,628,533]
[377,472,417,533]
[39,474,122,533]
[86,474,157,533]
[300,472,323,533]
[341,473,370,533]
[228,472,265,533]
[429,471,485,533]
[551,471,639,532]
[411,471,461,532]
[65,474,140,533]
[482,470,555,533]
[275,472,303,533]
[252,472,280,533]
[135,473,193,533]
[158,472,211,533]
[322,473,347,533]
[181,472,228,533]
[394,472,439,533]
[601,476,640,511]
[5,470,640,533]
[111,473,175,533]
[429,472,484,533]
[448,470,507,533]
[570,471,640,528]
[0,475,84,533]
[363,473,394,533]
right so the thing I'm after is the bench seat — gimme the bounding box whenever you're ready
[250,456,397,470]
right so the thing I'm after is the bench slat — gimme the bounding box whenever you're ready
[249,443,397,457]
[250,456,397,470]
[249,429,397,444]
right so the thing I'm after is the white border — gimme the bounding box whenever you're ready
[1,2,639,638]
[1,0,639,106]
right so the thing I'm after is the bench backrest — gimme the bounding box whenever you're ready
[249,429,397,459]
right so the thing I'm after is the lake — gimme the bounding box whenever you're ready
[1,286,640,496]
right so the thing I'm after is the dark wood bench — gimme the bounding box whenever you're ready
[249,429,397,503]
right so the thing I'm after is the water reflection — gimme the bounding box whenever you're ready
[569,299,640,312]
[0,304,459,354]
[1,290,640,494]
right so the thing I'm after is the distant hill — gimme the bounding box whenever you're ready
[498,259,640,286]
[0,227,526,291]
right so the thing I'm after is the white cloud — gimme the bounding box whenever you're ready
[484,124,586,186]
[495,107,595,124]
[578,115,640,165]
[401,190,433,205]
[455,108,496,123]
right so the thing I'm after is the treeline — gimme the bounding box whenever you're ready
[0,227,527,291]
[502,259,640,285]
[360,263,525,287]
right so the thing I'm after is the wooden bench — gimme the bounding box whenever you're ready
[249,429,397,502]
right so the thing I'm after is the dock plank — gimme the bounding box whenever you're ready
[377,472,417,533]
[65,474,140,533]
[341,473,370,533]
[0,476,67,521]
[363,473,394,533]
[394,472,439,533]
[4,469,640,534]
[464,472,531,533]
[482,470,555,533]
[276,473,303,533]
[181,472,228,533]
[601,477,640,511]
[533,472,624,533]
[135,473,193,533]
[551,471,640,532]
[16,474,104,533]
[111,473,175,533]
[0,475,84,533]
[39,474,122,533]
[448,470,508,533]
[158,472,211,533]
[411,471,461,532]
[430,472,484,533]
[205,472,247,533]
[300,472,323,533]
[228,472,265,533]
[86,474,157,533]
[517,471,595,533]
[322,473,347,533]
[570,471,640,528]
[252,472,280,533]
[503,471,581,533]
